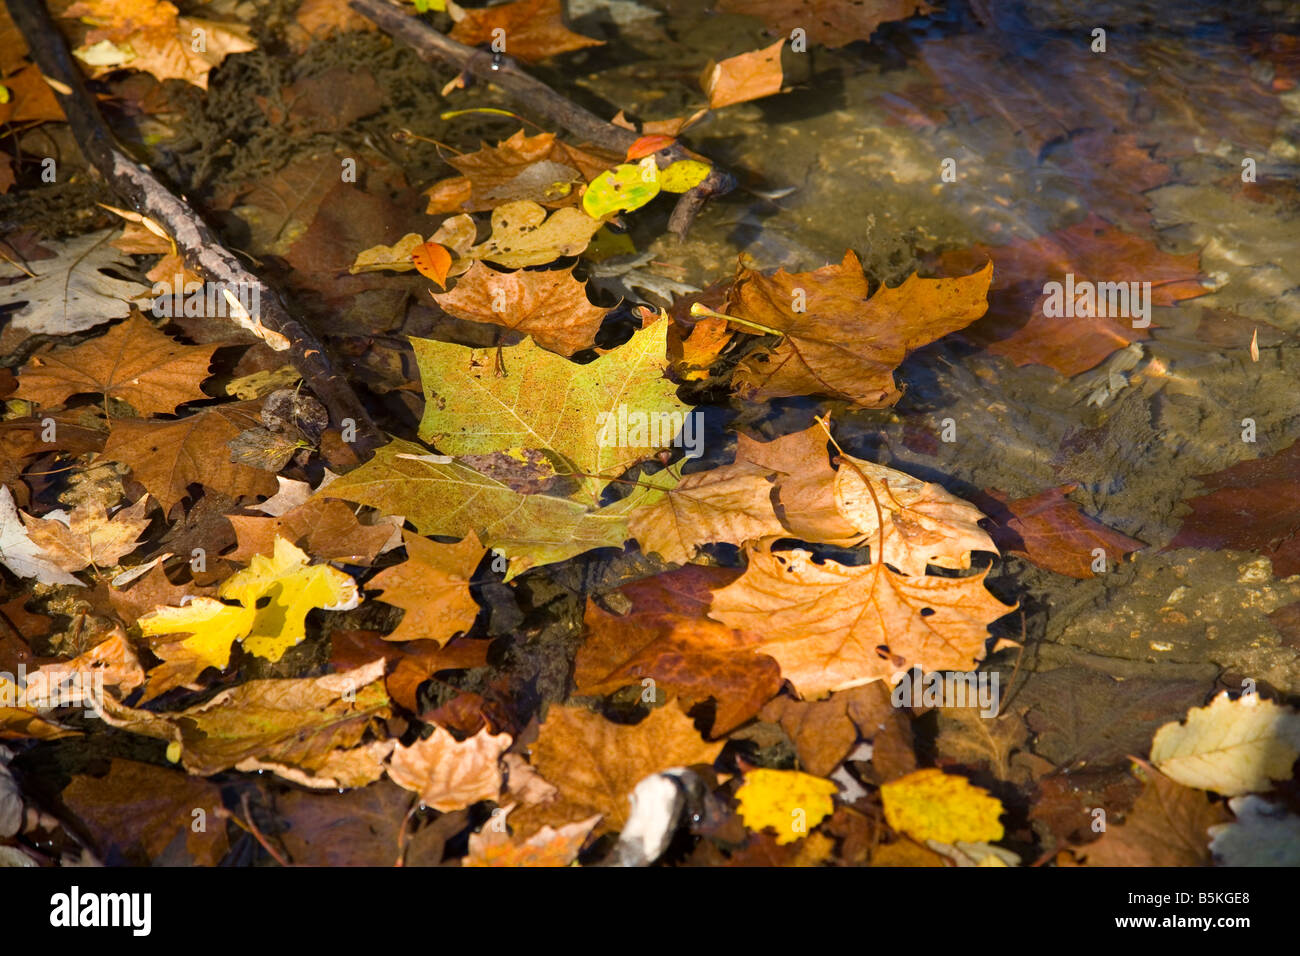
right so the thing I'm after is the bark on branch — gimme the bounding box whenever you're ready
[349,0,735,238]
[5,0,382,453]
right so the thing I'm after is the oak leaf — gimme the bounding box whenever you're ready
[729,251,992,406]
[448,0,602,64]
[708,544,1015,698]
[386,725,512,812]
[101,401,279,510]
[526,705,723,833]
[368,530,484,644]
[432,262,609,355]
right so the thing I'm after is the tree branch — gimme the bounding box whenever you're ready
[4,0,383,454]
[349,0,734,238]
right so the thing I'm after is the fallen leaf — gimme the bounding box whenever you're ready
[431,262,609,355]
[1166,440,1300,578]
[977,484,1143,578]
[469,200,603,268]
[21,495,151,572]
[386,725,512,811]
[729,251,992,407]
[1081,763,1229,866]
[368,530,484,644]
[448,0,603,64]
[0,486,83,587]
[709,544,1015,698]
[349,232,425,274]
[735,768,836,844]
[1208,795,1300,866]
[412,241,452,288]
[413,316,690,495]
[61,759,229,865]
[225,497,395,565]
[525,705,723,833]
[101,401,279,510]
[576,566,781,736]
[94,659,391,787]
[701,39,785,109]
[880,768,1004,844]
[464,807,599,866]
[1150,692,1300,797]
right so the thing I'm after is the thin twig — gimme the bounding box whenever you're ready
[5,0,382,454]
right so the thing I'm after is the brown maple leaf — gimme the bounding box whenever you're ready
[977,484,1144,578]
[1166,440,1300,578]
[709,544,1015,698]
[101,402,279,511]
[729,251,992,407]
[432,262,609,356]
[939,214,1206,376]
[520,705,723,835]
[719,0,931,49]
[21,495,151,572]
[1080,764,1229,866]
[448,0,603,64]
[464,806,600,867]
[368,531,485,644]
[17,313,217,414]
[576,566,781,736]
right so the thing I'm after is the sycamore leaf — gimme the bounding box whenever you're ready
[469,200,603,268]
[94,659,391,788]
[524,705,723,834]
[464,806,599,866]
[431,262,609,356]
[368,530,484,644]
[0,486,83,587]
[413,317,690,495]
[576,566,781,736]
[386,725,512,811]
[101,401,279,510]
[708,544,1015,698]
[319,438,668,579]
[701,39,785,109]
[735,768,837,844]
[139,536,360,668]
[447,0,602,64]
[729,251,992,407]
[21,495,151,572]
[1150,692,1300,796]
[881,768,1004,844]
[17,313,215,414]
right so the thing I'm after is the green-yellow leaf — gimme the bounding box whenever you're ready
[659,159,711,193]
[581,159,660,219]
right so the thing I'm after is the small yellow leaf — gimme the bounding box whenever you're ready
[659,159,711,194]
[349,233,425,274]
[881,768,1004,845]
[581,159,660,219]
[735,768,837,844]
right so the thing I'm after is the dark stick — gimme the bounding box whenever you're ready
[349,0,735,238]
[5,0,382,454]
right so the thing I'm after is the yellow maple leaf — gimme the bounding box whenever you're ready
[735,768,837,845]
[881,768,1004,845]
[138,536,359,666]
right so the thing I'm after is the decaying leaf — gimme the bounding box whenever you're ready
[469,200,603,268]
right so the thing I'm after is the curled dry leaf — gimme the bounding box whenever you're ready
[701,39,786,110]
